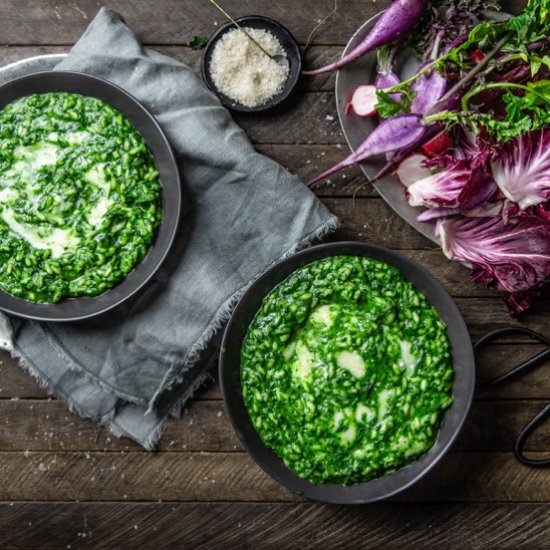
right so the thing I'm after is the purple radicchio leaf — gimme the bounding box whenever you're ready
[491,130,550,210]
[417,206,461,222]
[417,195,503,223]
[437,213,550,316]
[407,152,496,210]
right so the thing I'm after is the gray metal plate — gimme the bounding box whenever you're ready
[0,53,67,83]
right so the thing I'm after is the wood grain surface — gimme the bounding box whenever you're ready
[1,0,549,548]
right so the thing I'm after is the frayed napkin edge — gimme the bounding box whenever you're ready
[113,370,213,451]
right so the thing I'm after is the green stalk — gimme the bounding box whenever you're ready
[424,32,512,117]
[423,109,488,126]
[423,110,454,125]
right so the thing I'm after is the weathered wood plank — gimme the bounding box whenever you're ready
[0,0,391,46]
[454,297,550,339]
[399,452,550,503]
[325,198,436,248]
[0,0,525,48]
[0,354,49,399]
[458,400,550,452]
[192,342,550,399]
[0,399,237,452]
[475,344,550,395]
[0,451,295,502]
[1,398,549,453]
[235,92,342,144]
[0,451,547,502]
[0,502,548,549]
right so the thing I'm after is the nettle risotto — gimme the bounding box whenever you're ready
[241,256,454,485]
[0,92,162,303]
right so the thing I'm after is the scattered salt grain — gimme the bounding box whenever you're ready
[210,27,290,108]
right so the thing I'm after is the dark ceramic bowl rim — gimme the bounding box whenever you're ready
[201,15,302,113]
[219,241,475,504]
[0,70,181,322]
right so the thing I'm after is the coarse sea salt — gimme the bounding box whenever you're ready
[209,27,290,108]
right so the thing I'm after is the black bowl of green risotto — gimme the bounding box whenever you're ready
[220,242,475,504]
[0,71,180,321]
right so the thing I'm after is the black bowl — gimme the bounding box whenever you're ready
[220,242,475,504]
[201,16,302,113]
[0,70,181,322]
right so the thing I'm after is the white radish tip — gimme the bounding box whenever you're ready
[350,85,378,117]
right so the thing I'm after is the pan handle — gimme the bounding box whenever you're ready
[474,326,550,467]
[474,327,550,389]
[514,403,550,467]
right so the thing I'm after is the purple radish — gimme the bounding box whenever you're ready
[376,70,401,101]
[347,85,378,117]
[385,123,441,166]
[303,0,425,76]
[411,69,447,115]
[308,114,425,186]
[375,45,401,101]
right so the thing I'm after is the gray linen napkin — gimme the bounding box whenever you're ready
[0,7,339,448]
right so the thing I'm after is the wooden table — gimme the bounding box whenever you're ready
[1,1,549,547]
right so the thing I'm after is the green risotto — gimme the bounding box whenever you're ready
[241,256,454,485]
[0,92,162,303]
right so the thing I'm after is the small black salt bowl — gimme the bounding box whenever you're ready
[201,15,302,113]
